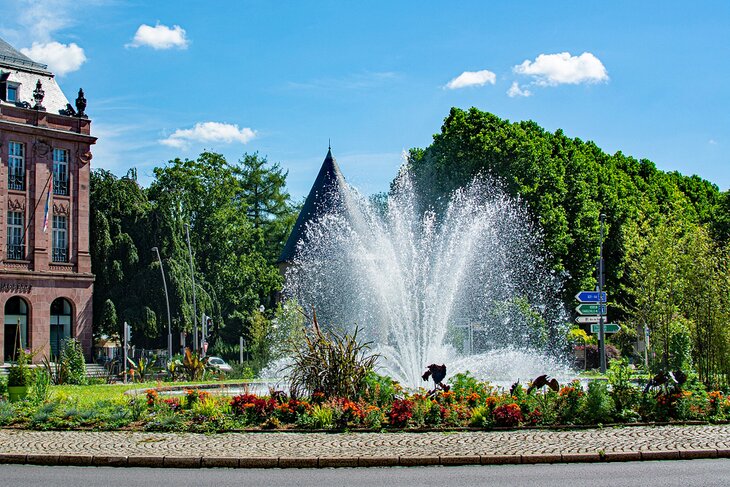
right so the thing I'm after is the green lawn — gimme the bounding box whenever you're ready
[50,379,262,406]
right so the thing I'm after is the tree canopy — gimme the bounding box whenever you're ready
[407,107,729,384]
[90,152,295,352]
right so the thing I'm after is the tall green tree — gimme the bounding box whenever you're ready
[236,153,297,263]
[146,152,285,348]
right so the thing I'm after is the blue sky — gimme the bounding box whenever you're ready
[2,1,728,199]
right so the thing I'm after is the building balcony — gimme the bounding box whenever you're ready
[6,244,25,261]
[52,248,68,263]
[53,178,69,196]
[8,174,25,191]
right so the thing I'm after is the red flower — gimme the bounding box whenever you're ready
[389,399,414,427]
[493,403,523,427]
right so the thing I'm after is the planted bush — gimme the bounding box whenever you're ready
[582,381,615,424]
[388,398,414,427]
[493,403,523,427]
[61,338,86,385]
[285,313,378,399]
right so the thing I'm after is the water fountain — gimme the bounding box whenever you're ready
[284,157,572,388]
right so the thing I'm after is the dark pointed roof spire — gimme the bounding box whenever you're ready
[279,148,347,263]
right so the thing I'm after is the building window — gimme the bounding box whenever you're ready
[7,83,19,102]
[50,298,72,359]
[6,211,24,260]
[52,215,68,262]
[4,296,29,362]
[8,141,24,191]
[53,148,69,196]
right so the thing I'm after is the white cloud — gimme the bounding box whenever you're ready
[160,122,256,149]
[445,70,496,89]
[12,0,73,43]
[127,23,189,50]
[20,41,86,75]
[507,81,532,98]
[514,52,608,86]
[709,139,717,145]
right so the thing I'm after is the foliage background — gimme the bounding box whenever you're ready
[90,108,729,385]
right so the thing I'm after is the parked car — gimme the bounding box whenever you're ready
[206,356,233,373]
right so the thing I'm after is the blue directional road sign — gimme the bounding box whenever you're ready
[575,291,607,303]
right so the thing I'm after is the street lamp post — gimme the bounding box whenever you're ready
[598,213,607,374]
[184,224,198,351]
[152,246,173,361]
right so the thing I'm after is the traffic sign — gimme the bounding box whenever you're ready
[575,315,601,324]
[575,291,607,303]
[590,323,620,334]
[576,304,607,315]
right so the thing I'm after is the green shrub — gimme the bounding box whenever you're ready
[606,358,639,412]
[556,380,584,424]
[469,405,490,427]
[61,338,86,385]
[30,369,51,404]
[229,362,255,380]
[144,411,183,432]
[7,348,34,387]
[360,371,398,407]
[667,317,693,373]
[451,371,488,402]
[362,406,385,430]
[309,404,335,429]
[582,381,615,424]
[0,401,14,425]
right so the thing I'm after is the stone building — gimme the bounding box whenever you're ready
[0,38,95,362]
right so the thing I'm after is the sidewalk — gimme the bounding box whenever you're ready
[1,425,729,468]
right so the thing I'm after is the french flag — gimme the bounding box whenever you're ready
[43,177,52,233]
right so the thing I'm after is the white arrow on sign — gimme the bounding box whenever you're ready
[575,315,601,324]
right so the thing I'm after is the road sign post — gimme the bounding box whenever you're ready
[575,315,601,324]
[598,213,606,373]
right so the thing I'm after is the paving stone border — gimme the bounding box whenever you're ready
[0,425,728,468]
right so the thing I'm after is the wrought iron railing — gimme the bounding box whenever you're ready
[54,177,69,196]
[8,173,24,191]
[6,244,24,260]
[52,247,68,263]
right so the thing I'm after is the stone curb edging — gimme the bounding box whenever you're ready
[0,449,726,468]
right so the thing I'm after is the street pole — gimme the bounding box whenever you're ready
[152,246,173,362]
[598,213,607,373]
[123,321,128,384]
[184,223,198,352]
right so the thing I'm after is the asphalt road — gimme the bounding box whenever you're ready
[0,459,728,487]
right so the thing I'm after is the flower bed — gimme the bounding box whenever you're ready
[0,369,728,433]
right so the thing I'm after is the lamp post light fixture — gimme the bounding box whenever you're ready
[184,223,198,351]
[152,246,173,361]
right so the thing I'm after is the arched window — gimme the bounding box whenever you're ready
[50,298,72,359]
[4,296,28,361]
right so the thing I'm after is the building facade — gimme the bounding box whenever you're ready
[0,38,95,362]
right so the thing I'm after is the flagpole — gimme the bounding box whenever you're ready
[20,170,54,246]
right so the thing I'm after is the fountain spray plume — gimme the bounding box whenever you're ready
[286,165,571,388]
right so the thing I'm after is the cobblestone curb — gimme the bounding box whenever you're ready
[0,449,727,468]
[0,425,728,469]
